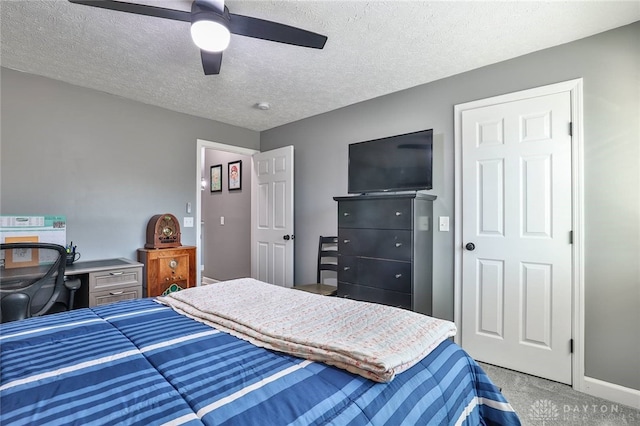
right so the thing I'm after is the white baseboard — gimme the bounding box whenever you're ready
[582,376,640,410]
[201,276,219,285]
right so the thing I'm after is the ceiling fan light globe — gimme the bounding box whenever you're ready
[191,20,230,52]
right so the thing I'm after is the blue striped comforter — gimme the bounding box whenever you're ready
[1,298,520,425]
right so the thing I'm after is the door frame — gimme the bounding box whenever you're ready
[453,79,585,391]
[195,139,259,287]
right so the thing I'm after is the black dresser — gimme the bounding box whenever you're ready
[333,193,436,315]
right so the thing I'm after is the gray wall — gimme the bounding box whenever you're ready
[0,68,259,261]
[261,22,640,391]
[202,149,252,281]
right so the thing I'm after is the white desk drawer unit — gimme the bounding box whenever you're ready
[89,267,142,307]
[66,258,144,308]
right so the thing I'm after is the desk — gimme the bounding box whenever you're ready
[66,258,143,307]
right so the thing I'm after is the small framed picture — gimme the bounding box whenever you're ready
[210,164,222,192]
[228,160,242,191]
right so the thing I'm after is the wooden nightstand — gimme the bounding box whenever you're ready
[137,246,196,297]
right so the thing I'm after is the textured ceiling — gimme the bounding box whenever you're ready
[1,1,639,131]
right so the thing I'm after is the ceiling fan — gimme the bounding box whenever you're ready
[68,0,328,75]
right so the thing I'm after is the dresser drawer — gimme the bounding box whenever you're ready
[338,256,411,293]
[338,228,412,261]
[89,266,142,292]
[338,198,412,229]
[356,258,411,292]
[90,285,142,307]
[338,255,358,283]
[337,282,411,310]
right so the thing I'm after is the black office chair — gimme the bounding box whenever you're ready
[295,236,338,296]
[0,242,69,323]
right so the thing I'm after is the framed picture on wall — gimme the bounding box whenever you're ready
[210,164,222,192]
[228,160,242,191]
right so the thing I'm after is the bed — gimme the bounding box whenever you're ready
[1,278,520,425]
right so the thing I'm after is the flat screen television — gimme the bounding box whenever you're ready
[348,129,433,194]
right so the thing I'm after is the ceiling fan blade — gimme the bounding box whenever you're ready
[201,50,223,75]
[228,14,327,49]
[68,0,190,22]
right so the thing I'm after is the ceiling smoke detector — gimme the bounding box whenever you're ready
[255,102,271,111]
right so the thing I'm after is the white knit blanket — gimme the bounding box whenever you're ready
[157,278,456,382]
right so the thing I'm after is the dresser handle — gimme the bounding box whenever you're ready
[110,290,124,295]
[395,273,402,279]
[343,239,351,244]
[395,242,402,247]
[395,212,402,216]
[110,271,124,276]
[343,266,351,271]
[343,212,350,216]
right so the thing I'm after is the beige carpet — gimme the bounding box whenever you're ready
[479,362,640,425]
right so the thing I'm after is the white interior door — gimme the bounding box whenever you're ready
[460,91,573,384]
[251,146,294,287]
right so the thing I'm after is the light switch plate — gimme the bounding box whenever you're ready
[439,216,450,232]
[183,217,194,228]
